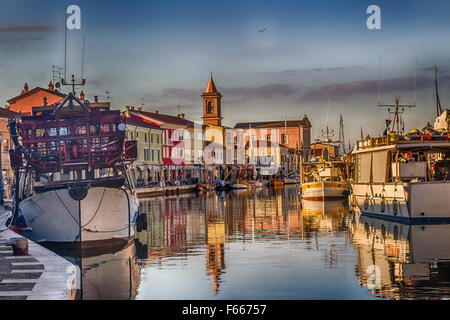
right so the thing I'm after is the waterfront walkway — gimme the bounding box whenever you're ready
[135,185,196,199]
[0,209,77,300]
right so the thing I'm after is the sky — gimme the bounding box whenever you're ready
[1,0,450,144]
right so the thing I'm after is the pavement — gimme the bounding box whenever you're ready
[0,208,77,300]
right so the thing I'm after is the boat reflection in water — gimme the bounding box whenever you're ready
[134,188,353,298]
[67,185,450,300]
[350,212,450,299]
[58,242,141,300]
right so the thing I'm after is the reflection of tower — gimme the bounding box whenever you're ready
[205,195,226,295]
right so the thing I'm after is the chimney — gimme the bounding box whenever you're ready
[80,90,85,100]
[155,110,159,114]
[23,83,29,94]
[48,81,54,91]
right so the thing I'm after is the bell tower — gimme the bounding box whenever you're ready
[202,73,223,126]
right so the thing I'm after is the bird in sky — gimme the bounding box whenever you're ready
[258,28,266,32]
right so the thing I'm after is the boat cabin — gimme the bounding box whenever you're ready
[354,138,450,184]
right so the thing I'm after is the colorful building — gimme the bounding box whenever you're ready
[125,106,194,184]
[124,117,163,186]
[6,82,66,115]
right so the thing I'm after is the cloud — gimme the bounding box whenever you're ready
[224,84,296,103]
[259,66,363,77]
[161,83,297,104]
[0,37,43,43]
[301,76,436,102]
[162,88,199,101]
[0,25,55,32]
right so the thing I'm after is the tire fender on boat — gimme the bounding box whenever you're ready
[68,183,90,201]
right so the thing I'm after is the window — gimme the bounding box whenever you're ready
[144,133,147,143]
[157,150,161,162]
[151,149,154,161]
[151,134,154,144]
[76,126,87,135]
[266,134,271,141]
[282,134,288,145]
[157,135,160,144]
[144,148,149,161]
[207,101,214,114]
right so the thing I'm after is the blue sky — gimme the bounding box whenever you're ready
[1,0,450,143]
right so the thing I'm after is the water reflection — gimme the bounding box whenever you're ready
[53,186,450,299]
[350,213,450,299]
[134,187,353,298]
[58,242,140,300]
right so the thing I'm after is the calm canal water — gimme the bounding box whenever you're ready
[60,185,450,300]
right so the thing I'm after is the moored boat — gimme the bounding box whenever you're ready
[350,94,450,223]
[7,92,139,248]
[299,161,350,201]
[269,179,284,188]
[231,179,251,189]
[301,181,350,201]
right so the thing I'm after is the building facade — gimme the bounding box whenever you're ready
[6,82,66,115]
[125,116,163,186]
[126,106,194,185]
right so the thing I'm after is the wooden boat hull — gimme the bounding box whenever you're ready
[269,180,285,187]
[301,181,350,201]
[17,187,138,247]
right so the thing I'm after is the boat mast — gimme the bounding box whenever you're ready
[435,65,443,117]
[377,58,416,135]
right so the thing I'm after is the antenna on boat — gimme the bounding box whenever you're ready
[62,6,86,94]
[377,59,416,134]
[378,56,381,106]
[81,33,85,85]
[434,64,443,117]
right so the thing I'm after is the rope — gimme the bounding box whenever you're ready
[55,190,79,224]
[80,188,106,228]
[83,225,129,233]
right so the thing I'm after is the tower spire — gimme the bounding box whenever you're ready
[202,73,223,126]
[205,73,218,93]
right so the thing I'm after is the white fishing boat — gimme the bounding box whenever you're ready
[231,179,252,189]
[299,110,351,201]
[351,65,450,223]
[7,92,140,248]
[300,161,350,201]
[350,136,450,223]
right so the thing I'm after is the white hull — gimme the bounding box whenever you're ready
[350,181,450,223]
[231,184,251,189]
[19,187,138,246]
[301,181,349,200]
